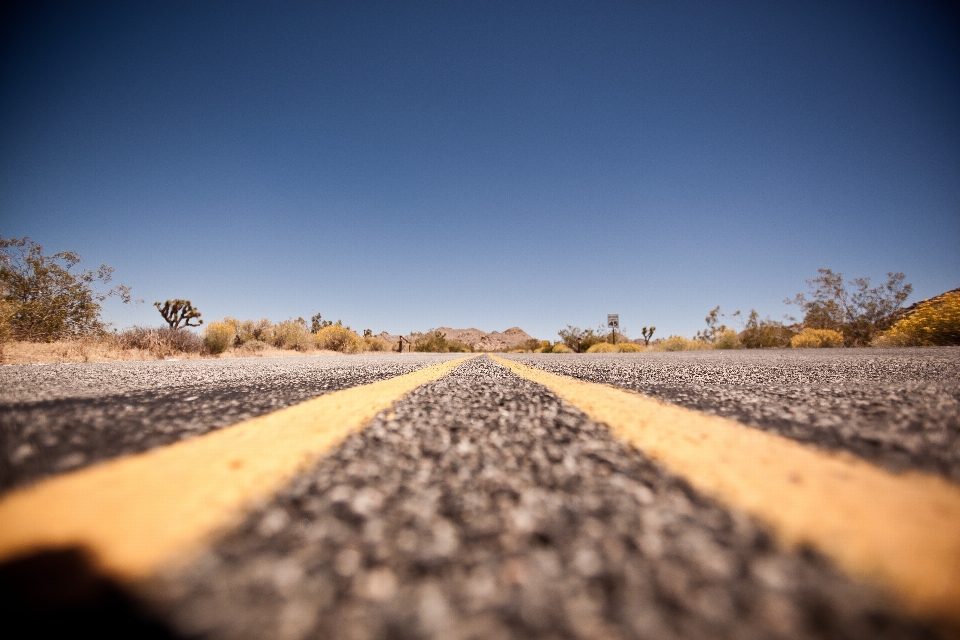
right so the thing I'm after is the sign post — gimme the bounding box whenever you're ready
[607,314,619,346]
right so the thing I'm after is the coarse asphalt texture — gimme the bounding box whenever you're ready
[0,354,462,493]
[507,348,960,482]
[1,350,955,639]
[138,356,937,639]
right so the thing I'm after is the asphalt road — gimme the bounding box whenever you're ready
[0,354,462,493]
[507,348,960,482]
[2,350,956,639]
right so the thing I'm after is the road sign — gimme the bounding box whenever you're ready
[607,314,619,329]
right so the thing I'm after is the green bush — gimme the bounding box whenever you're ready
[790,328,844,348]
[410,330,472,353]
[557,325,606,352]
[203,322,235,355]
[739,310,795,348]
[0,236,134,341]
[315,324,364,353]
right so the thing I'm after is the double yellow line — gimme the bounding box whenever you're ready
[1,354,958,627]
[0,357,471,580]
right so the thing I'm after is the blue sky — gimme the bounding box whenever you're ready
[2,1,958,340]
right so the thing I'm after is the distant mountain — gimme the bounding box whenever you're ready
[376,327,535,351]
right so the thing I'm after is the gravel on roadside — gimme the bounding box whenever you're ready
[141,356,937,640]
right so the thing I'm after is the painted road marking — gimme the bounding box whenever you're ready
[0,356,474,581]
[493,356,960,626]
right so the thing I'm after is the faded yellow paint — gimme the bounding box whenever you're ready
[493,356,960,626]
[0,356,473,580]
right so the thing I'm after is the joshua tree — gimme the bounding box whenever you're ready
[363,328,372,338]
[642,326,656,346]
[154,299,203,329]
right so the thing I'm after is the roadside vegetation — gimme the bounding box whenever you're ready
[2,237,955,362]
[512,269,956,353]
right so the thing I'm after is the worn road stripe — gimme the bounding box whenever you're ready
[0,356,474,581]
[493,356,960,626]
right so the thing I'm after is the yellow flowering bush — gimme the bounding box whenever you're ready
[314,324,364,353]
[272,319,312,351]
[874,291,960,346]
[203,321,235,355]
[790,328,844,348]
[617,342,643,352]
[586,342,617,353]
[657,336,711,351]
[363,336,391,352]
[713,329,742,350]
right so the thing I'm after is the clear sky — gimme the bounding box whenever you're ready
[2,1,958,341]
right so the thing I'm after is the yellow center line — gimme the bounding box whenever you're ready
[493,356,960,626]
[0,356,475,581]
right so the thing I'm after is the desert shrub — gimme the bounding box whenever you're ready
[203,322,235,355]
[788,268,912,346]
[516,338,544,352]
[874,291,960,346]
[658,336,711,352]
[550,343,574,353]
[558,325,606,352]
[586,342,617,353]
[0,299,15,355]
[1,236,134,341]
[714,329,742,350]
[790,328,844,348]
[272,319,312,351]
[739,310,795,348]
[119,326,203,356]
[617,342,643,353]
[315,324,364,353]
[363,336,391,352]
[410,330,472,353]
[224,317,273,345]
[239,339,269,354]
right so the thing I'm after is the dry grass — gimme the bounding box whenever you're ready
[1,339,346,364]
[2,339,177,364]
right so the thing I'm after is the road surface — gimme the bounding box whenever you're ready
[1,349,957,639]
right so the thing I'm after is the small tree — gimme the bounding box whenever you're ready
[787,269,911,346]
[1,236,134,341]
[154,299,203,329]
[739,310,794,348]
[558,325,604,352]
[363,328,373,338]
[641,326,656,346]
[311,312,332,333]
